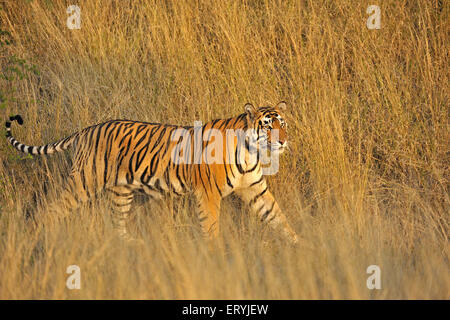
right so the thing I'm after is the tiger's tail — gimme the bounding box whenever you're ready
[5,115,78,155]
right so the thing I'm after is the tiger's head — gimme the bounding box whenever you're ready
[244,101,288,153]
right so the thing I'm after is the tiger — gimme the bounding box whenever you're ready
[5,101,298,244]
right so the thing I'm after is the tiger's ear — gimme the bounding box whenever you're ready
[244,103,258,121]
[276,101,287,111]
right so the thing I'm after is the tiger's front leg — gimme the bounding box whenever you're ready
[236,178,298,244]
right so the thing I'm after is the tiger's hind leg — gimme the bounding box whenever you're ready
[107,185,135,241]
[44,172,90,217]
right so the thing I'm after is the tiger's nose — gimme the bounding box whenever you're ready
[279,140,287,147]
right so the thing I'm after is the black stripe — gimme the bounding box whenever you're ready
[140,166,150,184]
[118,128,132,146]
[134,129,149,150]
[213,177,222,197]
[127,151,136,184]
[114,123,124,141]
[245,157,259,173]
[149,127,167,153]
[109,190,132,197]
[197,165,209,199]
[103,126,117,185]
[226,177,233,188]
[235,145,245,174]
[175,165,186,192]
[260,201,275,221]
[94,124,104,152]
[256,204,265,214]
[113,202,132,208]
[153,179,165,193]
[114,146,127,185]
[250,176,264,187]
[223,164,233,188]
[135,124,147,137]
[250,187,268,206]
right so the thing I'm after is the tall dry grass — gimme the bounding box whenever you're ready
[0,0,448,299]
